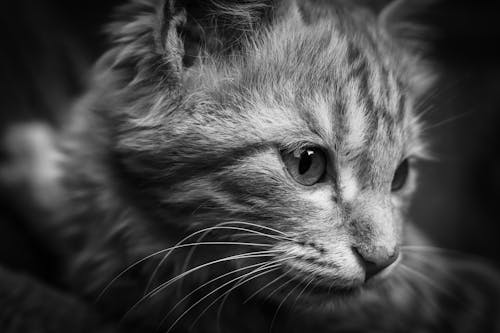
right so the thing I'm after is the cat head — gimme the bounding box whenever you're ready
[88,0,434,310]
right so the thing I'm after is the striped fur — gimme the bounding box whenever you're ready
[7,0,499,332]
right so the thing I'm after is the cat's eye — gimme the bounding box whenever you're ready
[281,147,327,186]
[391,159,409,192]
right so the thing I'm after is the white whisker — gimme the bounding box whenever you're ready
[169,263,283,333]
[399,264,456,300]
[292,275,316,307]
[269,277,302,333]
[223,221,292,238]
[162,260,271,321]
[244,266,294,304]
[97,241,270,302]
[192,260,289,331]
[124,250,281,320]
[176,225,293,293]
[401,245,468,257]
[145,223,294,294]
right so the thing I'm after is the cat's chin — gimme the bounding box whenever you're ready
[257,281,366,315]
[243,267,369,311]
[257,262,401,312]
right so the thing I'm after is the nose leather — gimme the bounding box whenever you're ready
[354,246,399,281]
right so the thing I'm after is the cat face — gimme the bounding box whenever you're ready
[105,0,429,308]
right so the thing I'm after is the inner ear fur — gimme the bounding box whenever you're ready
[174,0,280,65]
[108,0,279,85]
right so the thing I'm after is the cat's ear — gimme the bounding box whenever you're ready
[105,0,278,87]
[378,0,437,96]
[379,0,434,52]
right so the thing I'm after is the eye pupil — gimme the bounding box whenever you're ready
[298,150,313,174]
[282,147,326,186]
[391,159,409,192]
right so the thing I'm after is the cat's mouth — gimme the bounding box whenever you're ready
[281,270,361,296]
[241,258,366,306]
[269,253,401,301]
[282,264,364,292]
[242,266,363,309]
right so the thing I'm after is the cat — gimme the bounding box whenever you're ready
[1,0,500,332]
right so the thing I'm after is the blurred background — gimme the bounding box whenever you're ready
[0,0,499,287]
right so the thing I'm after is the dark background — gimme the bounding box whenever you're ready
[0,0,500,285]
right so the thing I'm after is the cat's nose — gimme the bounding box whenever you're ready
[354,246,399,281]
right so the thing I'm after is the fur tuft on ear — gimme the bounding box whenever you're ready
[104,0,186,89]
[102,0,281,90]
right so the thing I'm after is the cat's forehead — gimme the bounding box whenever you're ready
[187,5,419,183]
[218,12,411,154]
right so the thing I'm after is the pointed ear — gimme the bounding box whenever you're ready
[379,0,434,51]
[105,0,278,88]
[379,0,437,96]
[105,0,187,88]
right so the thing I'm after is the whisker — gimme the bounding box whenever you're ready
[396,267,442,308]
[269,277,302,333]
[292,275,316,307]
[97,241,270,302]
[177,225,292,285]
[145,223,294,294]
[172,222,297,297]
[229,231,295,243]
[168,263,283,333]
[124,250,281,320]
[399,264,457,300]
[157,260,276,331]
[413,103,435,122]
[173,225,293,297]
[244,267,294,304]
[401,245,469,258]
[421,111,471,132]
[413,88,441,118]
[214,260,292,333]
[150,250,282,299]
[400,263,484,328]
[194,259,289,331]
[231,232,272,239]
[218,221,292,238]
[414,78,464,117]
[264,269,296,301]
[162,260,273,321]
